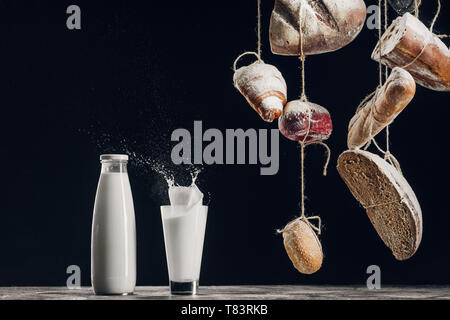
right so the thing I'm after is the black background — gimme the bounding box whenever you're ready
[0,0,449,286]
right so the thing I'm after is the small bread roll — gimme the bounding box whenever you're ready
[281,218,323,274]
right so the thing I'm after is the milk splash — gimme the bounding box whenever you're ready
[168,170,204,209]
[153,167,206,208]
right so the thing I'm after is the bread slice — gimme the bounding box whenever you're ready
[337,150,422,260]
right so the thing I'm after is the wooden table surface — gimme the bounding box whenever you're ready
[0,286,449,300]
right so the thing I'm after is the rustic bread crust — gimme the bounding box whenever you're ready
[337,150,422,260]
[372,13,450,91]
[347,67,416,149]
[282,219,323,274]
[269,0,367,55]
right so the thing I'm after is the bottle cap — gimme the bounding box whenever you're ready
[100,154,129,161]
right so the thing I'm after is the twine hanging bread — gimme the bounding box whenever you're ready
[234,60,288,122]
[372,12,450,91]
[388,0,416,15]
[347,67,416,149]
[269,0,367,55]
[279,100,332,143]
[337,150,422,260]
[280,218,323,274]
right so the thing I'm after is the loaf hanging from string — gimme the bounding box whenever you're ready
[337,150,422,261]
[372,13,450,91]
[269,0,367,56]
[279,100,332,143]
[387,0,416,15]
[347,67,416,149]
[280,218,323,274]
[233,61,287,122]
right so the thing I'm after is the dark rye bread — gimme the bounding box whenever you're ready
[337,150,422,260]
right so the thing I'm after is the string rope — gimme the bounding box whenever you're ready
[363,199,403,209]
[361,0,400,173]
[414,0,422,18]
[257,0,261,58]
[378,0,383,87]
[384,0,388,82]
[278,3,333,236]
[299,4,307,102]
[232,0,263,72]
[233,51,262,72]
[384,0,391,164]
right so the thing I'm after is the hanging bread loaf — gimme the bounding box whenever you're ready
[281,218,323,274]
[337,150,422,261]
[372,13,450,91]
[347,67,416,149]
[269,0,367,56]
[233,62,287,122]
[279,100,332,143]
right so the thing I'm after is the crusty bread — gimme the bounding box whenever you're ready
[347,67,416,149]
[279,100,333,143]
[337,150,422,260]
[269,0,367,55]
[233,62,287,122]
[372,13,450,91]
[282,218,323,274]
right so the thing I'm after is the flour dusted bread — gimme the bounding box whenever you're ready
[372,13,450,91]
[337,150,422,260]
[279,100,332,143]
[281,218,323,274]
[233,62,287,122]
[347,67,416,149]
[269,0,367,55]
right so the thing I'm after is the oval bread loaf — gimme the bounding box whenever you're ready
[281,218,323,274]
[337,150,422,260]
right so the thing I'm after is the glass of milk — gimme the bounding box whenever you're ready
[161,184,208,295]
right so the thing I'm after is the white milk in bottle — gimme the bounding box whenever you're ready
[91,154,136,295]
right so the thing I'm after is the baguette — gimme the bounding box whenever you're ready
[347,67,415,149]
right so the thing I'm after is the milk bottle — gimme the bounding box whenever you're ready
[91,154,136,295]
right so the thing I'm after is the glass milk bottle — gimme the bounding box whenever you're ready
[91,154,136,295]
